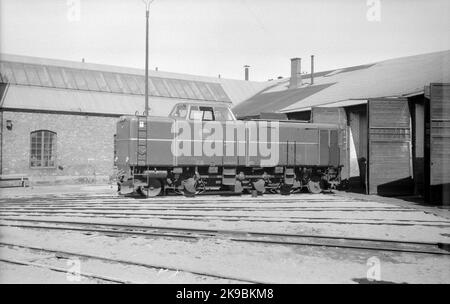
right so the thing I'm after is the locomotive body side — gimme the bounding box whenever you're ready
[116,102,344,196]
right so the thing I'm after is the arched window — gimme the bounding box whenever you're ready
[30,130,56,168]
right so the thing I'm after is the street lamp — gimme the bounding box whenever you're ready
[142,0,155,116]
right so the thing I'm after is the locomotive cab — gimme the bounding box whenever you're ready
[169,103,237,122]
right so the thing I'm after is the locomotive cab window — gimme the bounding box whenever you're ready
[214,106,235,121]
[189,106,215,121]
[170,103,188,119]
[30,130,56,168]
[201,107,214,121]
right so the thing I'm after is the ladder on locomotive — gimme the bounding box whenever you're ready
[137,117,148,166]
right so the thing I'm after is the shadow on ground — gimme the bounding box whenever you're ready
[352,278,406,284]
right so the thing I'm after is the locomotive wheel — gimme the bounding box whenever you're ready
[279,184,292,195]
[307,180,322,194]
[253,179,266,194]
[234,180,244,194]
[118,179,134,195]
[139,178,162,197]
[182,177,197,196]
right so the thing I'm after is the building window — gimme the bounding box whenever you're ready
[30,130,56,168]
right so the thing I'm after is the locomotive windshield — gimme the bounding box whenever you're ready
[189,106,214,121]
[214,107,235,121]
[170,103,236,121]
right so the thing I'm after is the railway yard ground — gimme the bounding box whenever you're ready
[0,184,449,284]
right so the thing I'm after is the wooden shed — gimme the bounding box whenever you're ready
[424,83,450,205]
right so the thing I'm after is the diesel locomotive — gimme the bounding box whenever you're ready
[115,102,345,197]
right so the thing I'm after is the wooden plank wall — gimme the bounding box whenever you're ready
[429,83,450,185]
[425,83,450,204]
[367,98,413,195]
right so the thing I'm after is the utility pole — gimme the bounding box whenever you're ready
[143,0,154,116]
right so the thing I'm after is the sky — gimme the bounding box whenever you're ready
[1,0,449,81]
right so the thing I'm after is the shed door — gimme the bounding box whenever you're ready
[367,98,413,195]
[425,83,450,204]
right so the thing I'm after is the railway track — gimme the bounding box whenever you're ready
[0,200,371,207]
[1,192,449,283]
[0,257,133,284]
[0,193,363,203]
[0,204,422,216]
[1,210,448,227]
[0,195,432,213]
[1,218,449,256]
[0,200,420,216]
[0,204,416,212]
[0,242,262,284]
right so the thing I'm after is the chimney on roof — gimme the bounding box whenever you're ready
[310,55,315,85]
[244,65,250,81]
[289,58,302,89]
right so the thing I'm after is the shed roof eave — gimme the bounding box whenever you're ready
[278,98,367,113]
[279,90,426,113]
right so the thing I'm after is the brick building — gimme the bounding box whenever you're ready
[0,54,269,185]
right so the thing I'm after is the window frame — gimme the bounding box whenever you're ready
[46,66,67,88]
[34,65,53,87]
[72,69,90,90]
[102,72,122,93]
[30,130,57,169]
[213,106,236,121]
[195,81,215,101]
[82,70,101,91]
[10,62,29,85]
[207,83,230,102]
[200,106,215,121]
[123,74,141,95]
[23,64,42,86]
[189,105,215,121]
[61,68,78,89]
[170,103,189,119]
[0,62,17,84]
[152,77,171,97]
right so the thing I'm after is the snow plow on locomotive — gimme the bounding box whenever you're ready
[115,102,345,197]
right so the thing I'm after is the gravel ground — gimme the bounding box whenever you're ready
[0,185,449,284]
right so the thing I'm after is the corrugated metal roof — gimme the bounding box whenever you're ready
[233,83,335,117]
[233,50,450,115]
[217,78,272,106]
[282,51,450,113]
